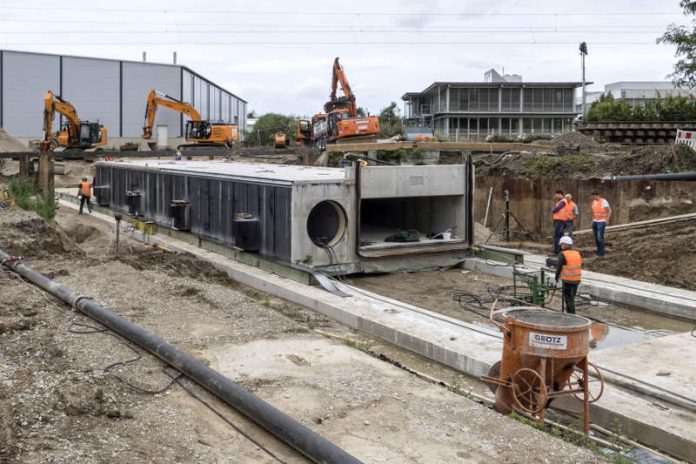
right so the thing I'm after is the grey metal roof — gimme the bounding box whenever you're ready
[0,48,247,103]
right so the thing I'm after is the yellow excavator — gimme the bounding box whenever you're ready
[41,90,107,152]
[142,90,238,149]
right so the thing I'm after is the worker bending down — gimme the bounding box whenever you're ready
[78,175,92,214]
[555,236,582,314]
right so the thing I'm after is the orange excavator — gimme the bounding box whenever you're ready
[311,58,380,149]
[295,119,312,146]
[142,90,238,149]
[41,90,107,152]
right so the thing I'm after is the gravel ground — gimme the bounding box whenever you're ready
[0,205,607,463]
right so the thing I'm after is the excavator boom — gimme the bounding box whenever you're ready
[325,57,356,116]
[143,90,201,140]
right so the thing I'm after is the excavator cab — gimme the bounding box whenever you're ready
[78,122,105,148]
[186,120,212,140]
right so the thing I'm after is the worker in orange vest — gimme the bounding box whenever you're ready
[78,175,92,214]
[591,191,612,257]
[551,190,569,254]
[563,193,579,238]
[555,236,582,314]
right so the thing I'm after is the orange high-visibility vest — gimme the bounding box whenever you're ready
[564,200,577,221]
[552,199,570,221]
[79,181,91,197]
[592,197,609,221]
[560,249,582,282]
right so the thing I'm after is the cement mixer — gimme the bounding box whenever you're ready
[482,303,604,432]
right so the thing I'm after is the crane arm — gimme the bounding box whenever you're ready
[328,57,357,117]
[143,89,201,140]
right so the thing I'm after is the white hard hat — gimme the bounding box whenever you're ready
[559,236,573,246]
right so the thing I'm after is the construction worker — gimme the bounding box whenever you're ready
[555,236,582,314]
[591,191,612,257]
[564,193,579,238]
[175,149,182,161]
[78,175,92,214]
[551,190,569,254]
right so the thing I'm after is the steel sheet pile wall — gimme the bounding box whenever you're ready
[95,164,291,261]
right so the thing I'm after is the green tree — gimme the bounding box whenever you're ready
[247,110,257,119]
[245,113,295,147]
[658,1,696,88]
[356,107,368,117]
[377,102,403,137]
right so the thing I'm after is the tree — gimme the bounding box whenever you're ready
[244,113,295,147]
[247,110,257,119]
[377,102,403,137]
[356,107,368,117]
[658,1,696,88]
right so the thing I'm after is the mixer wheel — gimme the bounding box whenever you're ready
[569,362,604,403]
[512,368,547,414]
[487,361,502,393]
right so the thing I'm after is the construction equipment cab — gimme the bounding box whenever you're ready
[143,89,238,148]
[41,90,107,152]
[295,119,312,146]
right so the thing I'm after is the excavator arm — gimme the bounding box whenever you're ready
[326,57,357,117]
[143,89,201,140]
[42,90,81,149]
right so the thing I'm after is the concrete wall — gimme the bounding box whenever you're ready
[475,175,696,238]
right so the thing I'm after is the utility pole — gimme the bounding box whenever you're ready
[579,42,588,118]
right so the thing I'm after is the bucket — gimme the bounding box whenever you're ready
[442,231,452,240]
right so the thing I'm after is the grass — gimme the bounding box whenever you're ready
[508,412,635,464]
[519,153,597,178]
[7,177,57,220]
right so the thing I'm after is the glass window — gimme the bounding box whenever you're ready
[511,118,520,133]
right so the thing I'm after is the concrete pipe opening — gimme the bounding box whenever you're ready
[307,200,347,247]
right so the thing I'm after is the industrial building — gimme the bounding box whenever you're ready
[580,81,696,110]
[402,69,583,140]
[0,49,247,144]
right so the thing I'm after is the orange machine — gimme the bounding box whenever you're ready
[41,90,107,152]
[311,58,380,149]
[142,90,238,148]
[274,132,289,148]
[295,119,312,146]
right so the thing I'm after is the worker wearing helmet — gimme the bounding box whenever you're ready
[78,175,92,214]
[555,236,582,314]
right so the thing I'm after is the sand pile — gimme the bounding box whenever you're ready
[0,129,29,152]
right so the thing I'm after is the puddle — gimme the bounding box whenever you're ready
[588,322,659,350]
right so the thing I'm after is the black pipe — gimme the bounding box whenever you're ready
[603,172,696,182]
[354,160,364,257]
[465,154,474,248]
[0,249,362,464]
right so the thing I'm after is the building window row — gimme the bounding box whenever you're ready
[433,116,573,140]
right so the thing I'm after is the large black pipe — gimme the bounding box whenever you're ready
[465,153,474,248]
[0,249,362,464]
[603,172,696,182]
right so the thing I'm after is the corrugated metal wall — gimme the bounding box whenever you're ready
[62,57,120,136]
[1,51,60,136]
[96,165,292,262]
[121,62,181,137]
[0,50,247,138]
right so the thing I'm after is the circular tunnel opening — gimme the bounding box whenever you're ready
[307,200,347,247]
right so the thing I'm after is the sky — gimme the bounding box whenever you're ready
[0,0,690,117]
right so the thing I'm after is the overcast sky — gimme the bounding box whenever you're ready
[0,1,689,117]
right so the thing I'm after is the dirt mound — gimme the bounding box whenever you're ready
[64,223,102,244]
[575,220,696,291]
[535,131,601,151]
[0,129,30,152]
[116,248,240,287]
[607,144,696,176]
[0,207,83,258]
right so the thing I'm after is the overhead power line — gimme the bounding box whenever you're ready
[0,6,684,16]
[3,41,658,46]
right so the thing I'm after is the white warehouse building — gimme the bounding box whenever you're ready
[0,49,247,144]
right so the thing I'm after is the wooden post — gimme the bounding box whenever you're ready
[19,155,30,177]
[37,151,54,191]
